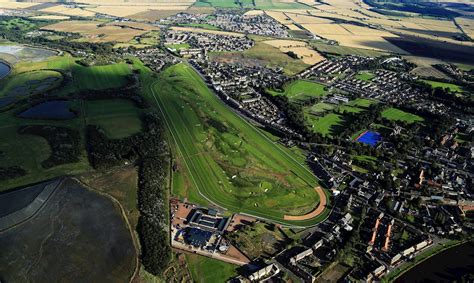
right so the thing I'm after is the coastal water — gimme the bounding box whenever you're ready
[396,241,474,282]
[0,61,10,79]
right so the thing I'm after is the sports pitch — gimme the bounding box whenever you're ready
[149,63,330,226]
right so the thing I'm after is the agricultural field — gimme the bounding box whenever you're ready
[195,0,307,9]
[148,63,329,226]
[29,15,71,20]
[381,107,424,124]
[86,4,191,18]
[243,41,309,75]
[311,42,388,57]
[39,4,97,17]
[41,20,158,43]
[267,79,327,102]
[263,39,325,65]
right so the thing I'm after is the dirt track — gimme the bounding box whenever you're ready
[284,186,327,221]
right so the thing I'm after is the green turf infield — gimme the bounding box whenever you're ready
[148,63,329,226]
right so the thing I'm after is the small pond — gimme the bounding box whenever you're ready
[19,100,76,120]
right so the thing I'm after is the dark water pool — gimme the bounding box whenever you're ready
[0,61,10,79]
[19,100,76,120]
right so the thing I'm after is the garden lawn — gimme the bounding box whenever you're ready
[165,43,191,51]
[356,71,375,81]
[268,80,327,102]
[186,254,237,282]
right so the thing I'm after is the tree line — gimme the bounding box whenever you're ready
[86,113,171,275]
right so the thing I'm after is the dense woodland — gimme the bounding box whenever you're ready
[18,125,81,169]
[0,166,26,181]
[86,113,171,275]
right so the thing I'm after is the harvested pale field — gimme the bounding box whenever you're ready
[244,10,264,16]
[402,18,460,31]
[186,6,215,14]
[286,13,334,24]
[456,17,474,38]
[387,27,474,47]
[108,21,158,31]
[265,10,292,25]
[341,24,394,36]
[170,26,244,37]
[326,0,361,9]
[405,55,450,80]
[308,9,364,23]
[39,5,96,17]
[328,34,407,53]
[41,21,149,43]
[264,39,325,64]
[127,9,182,21]
[285,24,302,31]
[76,0,194,4]
[297,0,319,6]
[323,7,369,19]
[302,23,351,35]
[368,18,406,29]
[29,15,71,20]
[0,1,38,9]
[87,4,190,17]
